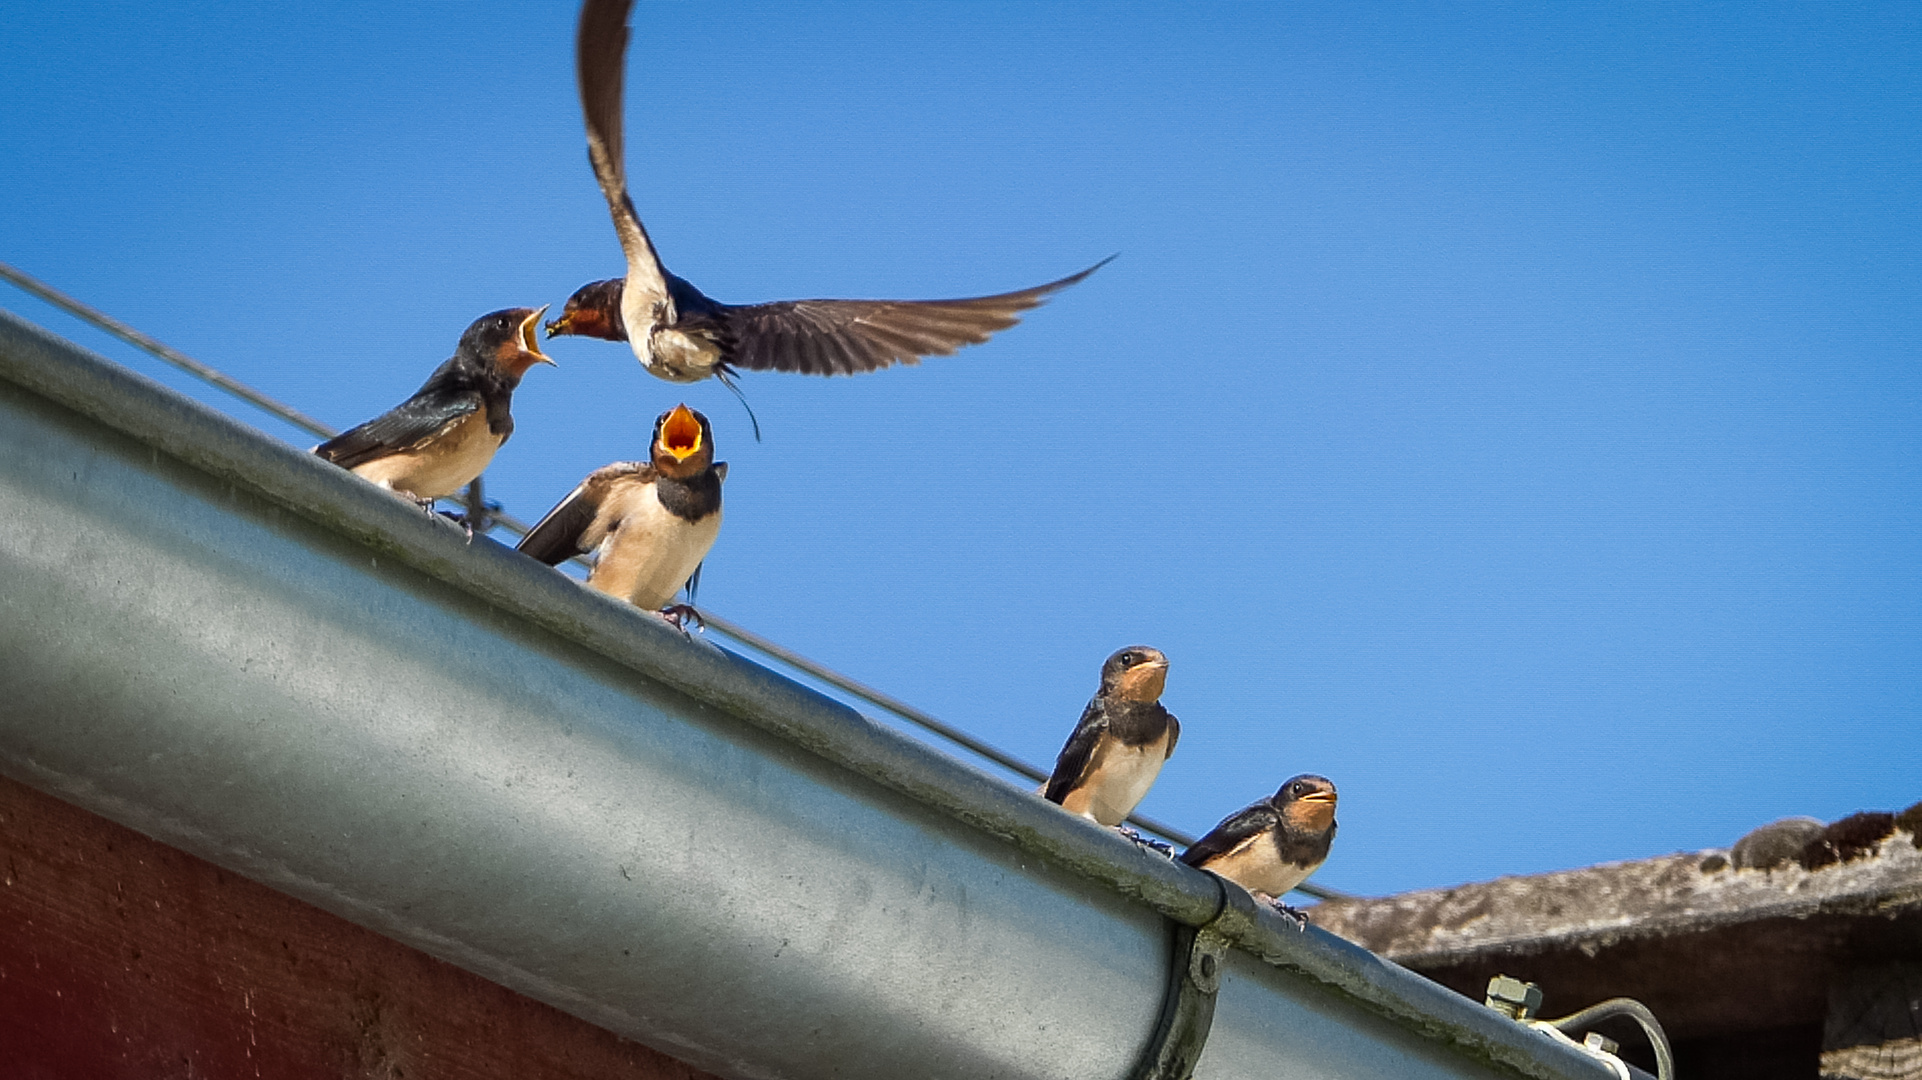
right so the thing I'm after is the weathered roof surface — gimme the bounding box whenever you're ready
[1313,808,1922,966]
[1309,805,1922,1042]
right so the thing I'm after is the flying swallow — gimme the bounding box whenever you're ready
[516,403,725,623]
[314,307,552,507]
[1043,647,1180,837]
[1180,775,1338,928]
[552,0,1107,389]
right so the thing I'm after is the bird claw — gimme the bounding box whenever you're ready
[434,508,477,542]
[1117,826,1176,858]
[658,604,705,633]
[1266,897,1311,931]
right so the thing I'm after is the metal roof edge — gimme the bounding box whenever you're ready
[0,309,1614,1080]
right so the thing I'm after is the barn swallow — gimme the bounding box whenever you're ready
[516,404,725,624]
[1043,648,1180,841]
[1180,775,1338,929]
[314,308,552,508]
[554,0,1107,391]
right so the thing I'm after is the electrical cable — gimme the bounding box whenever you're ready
[1541,999,1674,1080]
[0,261,336,440]
[1525,1022,1631,1080]
[0,262,1349,900]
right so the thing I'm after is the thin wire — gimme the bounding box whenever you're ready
[693,612,1208,848]
[673,614,1351,901]
[0,261,336,440]
[0,262,1346,900]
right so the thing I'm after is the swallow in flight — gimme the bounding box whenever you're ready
[516,403,724,625]
[552,0,1107,401]
[1181,775,1338,929]
[1043,647,1179,846]
[314,308,552,509]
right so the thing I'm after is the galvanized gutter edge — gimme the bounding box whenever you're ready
[0,310,1609,1080]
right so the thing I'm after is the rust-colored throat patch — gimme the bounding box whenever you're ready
[501,307,553,375]
[1288,792,1338,833]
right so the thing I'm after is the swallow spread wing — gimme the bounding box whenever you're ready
[554,0,1107,385]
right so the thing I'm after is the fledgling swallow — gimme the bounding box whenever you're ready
[554,0,1107,389]
[1043,648,1180,840]
[314,308,553,507]
[516,404,725,624]
[1180,775,1338,929]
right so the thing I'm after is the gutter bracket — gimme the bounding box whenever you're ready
[1128,880,1234,1080]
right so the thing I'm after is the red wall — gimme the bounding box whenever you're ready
[0,774,719,1080]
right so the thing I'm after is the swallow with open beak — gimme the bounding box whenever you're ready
[1043,648,1180,844]
[1181,775,1338,929]
[313,308,552,509]
[553,0,1107,393]
[516,403,724,624]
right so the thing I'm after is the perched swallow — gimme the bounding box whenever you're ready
[516,404,725,620]
[1181,775,1338,928]
[553,0,1107,388]
[1044,647,1180,834]
[314,308,552,506]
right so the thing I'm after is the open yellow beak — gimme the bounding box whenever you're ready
[660,403,703,461]
[520,306,556,365]
[1301,791,1337,805]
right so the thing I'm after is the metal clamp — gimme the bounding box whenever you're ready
[1128,878,1236,1080]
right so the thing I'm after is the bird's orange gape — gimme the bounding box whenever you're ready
[660,403,703,460]
[497,306,555,376]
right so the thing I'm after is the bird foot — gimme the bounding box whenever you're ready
[1264,896,1311,931]
[1116,826,1176,858]
[435,509,478,542]
[658,604,705,633]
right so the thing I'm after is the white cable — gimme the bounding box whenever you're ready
[1527,1020,1632,1080]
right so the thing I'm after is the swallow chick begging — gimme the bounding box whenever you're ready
[1043,647,1179,847]
[314,307,552,511]
[516,403,724,626]
[1180,775,1338,930]
[553,0,1107,394]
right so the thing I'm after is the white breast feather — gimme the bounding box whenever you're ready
[1084,743,1168,827]
[587,482,722,610]
[619,273,658,369]
[1207,835,1315,899]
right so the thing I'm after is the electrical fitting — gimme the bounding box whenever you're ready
[1484,976,1675,1080]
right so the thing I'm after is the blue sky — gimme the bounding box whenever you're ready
[3,1,1917,897]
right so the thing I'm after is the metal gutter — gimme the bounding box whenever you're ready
[2,259,1275,875]
[0,309,1613,1080]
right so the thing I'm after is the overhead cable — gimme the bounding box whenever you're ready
[0,261,336,440]
[0,261,1345,900]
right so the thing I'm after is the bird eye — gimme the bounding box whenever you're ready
[1119,652,1136,666]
